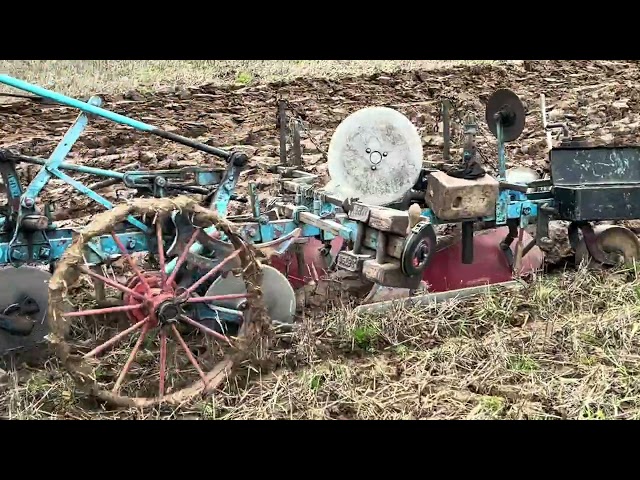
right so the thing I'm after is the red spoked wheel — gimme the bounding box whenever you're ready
[47,197,270,409]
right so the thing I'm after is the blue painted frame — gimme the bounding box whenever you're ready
[0,74,556,320]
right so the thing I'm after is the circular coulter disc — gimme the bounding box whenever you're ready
[485,89,526,142]
[205,265,296,325]
[0,266,52,355]
[575,225,640,268]
[326,106,423,206]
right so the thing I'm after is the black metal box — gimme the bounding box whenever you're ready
[554,185,640,221]
[550,146,640,221]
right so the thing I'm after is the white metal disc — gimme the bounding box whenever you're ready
[326,106,423,206]
[505,166,539,185]
[204,265,296,325]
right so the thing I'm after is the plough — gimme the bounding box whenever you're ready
[1,74,639,408]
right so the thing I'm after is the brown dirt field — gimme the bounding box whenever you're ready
[2,60,640,419]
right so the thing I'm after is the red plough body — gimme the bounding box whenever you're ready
[270,227,544,295]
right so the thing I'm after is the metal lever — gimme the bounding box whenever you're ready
[0,74,247,165]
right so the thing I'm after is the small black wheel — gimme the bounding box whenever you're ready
[401,221,437,277]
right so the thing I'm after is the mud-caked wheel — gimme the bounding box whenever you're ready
[47,197,271,409]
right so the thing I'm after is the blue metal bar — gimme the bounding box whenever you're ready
[0,75,232,160]
[165,166,242,274]
[497,121,506,180]
[0,229,150,264]
[48,168,148,232]
[22,96,102,203]
[0,75,154,132]
[495,121,509,224]
[58,162,125,179]
[164,217,327,275]
[2,152,126,180]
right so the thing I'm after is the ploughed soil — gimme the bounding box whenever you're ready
[2,60,640,419]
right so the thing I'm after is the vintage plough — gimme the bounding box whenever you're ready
[1,74,639,408]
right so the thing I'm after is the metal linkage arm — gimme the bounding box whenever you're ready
[0,75,247,166]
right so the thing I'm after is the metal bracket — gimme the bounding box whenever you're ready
[290,205,309,223]
[48,167,148,232]
[22,96,102,204]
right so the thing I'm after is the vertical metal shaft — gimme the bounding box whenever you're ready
[497,120,506,180]
[292,120,302,167]
[278,100,288,166]
[442,99,451,162]
[461,221,474,264]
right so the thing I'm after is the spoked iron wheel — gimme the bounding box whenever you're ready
[47,197,270,409]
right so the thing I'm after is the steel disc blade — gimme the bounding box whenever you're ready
[485,89,526,142]
[575,225,640,267]
[0,266,52,355]
[205,265,296,325]
[326,106,423,206]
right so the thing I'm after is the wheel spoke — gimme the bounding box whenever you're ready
[64,303,143,318]
[186,293,251,304]
[159,329,167,397]
[165,228,201,289]
[83,317,149,359]
[110,231,152,294]
[180,314,232,345]
[80,266,146,301]
[170,324,208,386]
[112,322,150,394]
[179,248,243,299]
[310,262,320,283]
[156,221,167,289]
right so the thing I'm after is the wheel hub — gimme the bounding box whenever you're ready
[124,272,187,327]
[157,301,183,325]
[412,240,430,268]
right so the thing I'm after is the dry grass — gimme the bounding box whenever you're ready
[3,265,640,420]
[0,60,501,97]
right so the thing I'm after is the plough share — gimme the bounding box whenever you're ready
[1,74,639,407]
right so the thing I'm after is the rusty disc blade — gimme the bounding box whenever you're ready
[0,266,52,355]
[205,265,296,325]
